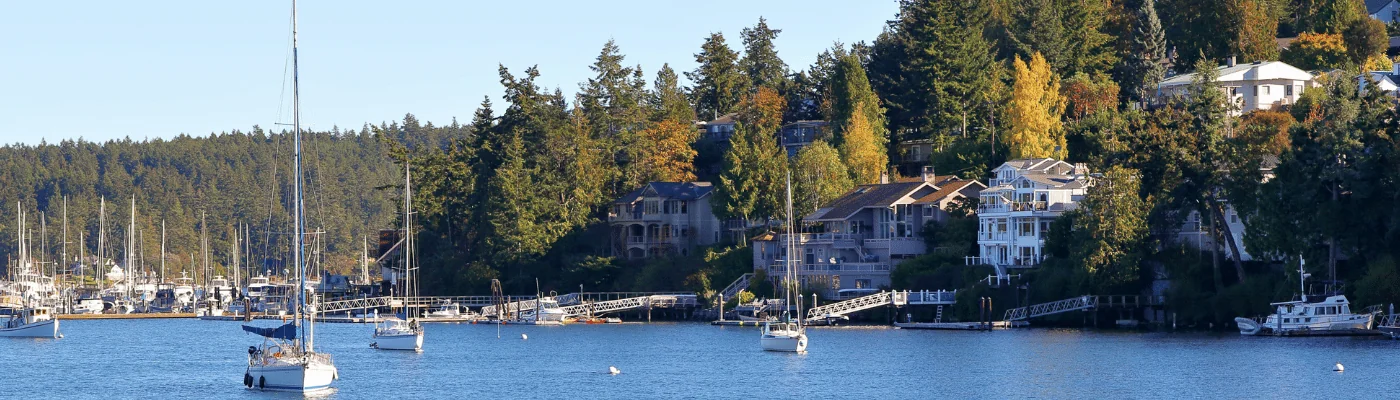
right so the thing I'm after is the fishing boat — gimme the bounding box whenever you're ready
[1235,258,1378,336]
[372,164,424,351]
[242,1,337,391]
[0,305,59,338]
[761,173,808,352]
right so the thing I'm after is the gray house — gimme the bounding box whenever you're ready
[608,182,723,259]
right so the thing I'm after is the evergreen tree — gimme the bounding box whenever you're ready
[739,17,790,90]
[687,33,746,121]
[1007,53,1067,160]
[579,40,647,194]
[839,103,889,184]
[1071,165,1149,292]
[716,89,789,225]
[829,53,889,152]
[1293,0,1366,34]
[1117,0,1167,105]
[650,64,695,124]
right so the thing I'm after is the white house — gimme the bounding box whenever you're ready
[968,159,1092,282]
[1365,62,1400,96]
[751,168,984,299]
[1369,0,1400,23]
[1157,59,1315,115]
[608,182,723,259]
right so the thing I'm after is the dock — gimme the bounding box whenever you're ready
[894,321,1015,330]
[58,313,195,320]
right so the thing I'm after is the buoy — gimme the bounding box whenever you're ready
[1334,362,1344,372]
[609,366,620,375]
[521,333,528,340]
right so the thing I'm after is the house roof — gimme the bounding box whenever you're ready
[1368,0,1396,13]
[994,158,1072,174]
[913,179,985,205]
[612,181,714,204]
[894,174,959,185]
[805,181,933,222]
[706,113,739,126]
[1159,61,1314,87]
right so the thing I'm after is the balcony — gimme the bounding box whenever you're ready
[769,262,892,274]
[964,256,1042,268]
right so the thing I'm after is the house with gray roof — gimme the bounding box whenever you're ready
[1369,0,1400,23]
[1157,59,1315,115]
[969,159,1093,284]
[608,182,723,259]
[751,168,983,299]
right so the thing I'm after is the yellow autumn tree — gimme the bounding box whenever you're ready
[637,119,698,182]
[1007,52,1067,160]
[839,101,887,184]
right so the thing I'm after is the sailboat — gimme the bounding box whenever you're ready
[2,204,61,339]
[242,1,338,391]
[761,173,808,352]
[372,164,425,351]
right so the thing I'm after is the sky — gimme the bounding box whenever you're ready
[0,0,900,146]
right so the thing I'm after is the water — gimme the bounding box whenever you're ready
[6,319,1399,399]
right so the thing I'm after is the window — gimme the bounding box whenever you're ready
[805,248,815,265]
[680,201,688,214]
[855,279,871,289]
[1039,221,1051,237]
[832,276,841,289]
[1263,85,1270,95]
[645,200,659,215]
[1019,220,1034,236]
[680,225,689,237]
[911,146,921,160]
[1285,85,1294,96]
[1230,213,1238,223]
[1253,85,1258,96]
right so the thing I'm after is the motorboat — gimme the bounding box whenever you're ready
[71,297,104,315]
[1236,294,1375,336]
[1,305,59,338]
[208,275,236,306]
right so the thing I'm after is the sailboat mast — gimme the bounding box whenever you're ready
[405,163,414,318]
[98,197,105,289]
[290,0,311,351]
[62,196,67,282]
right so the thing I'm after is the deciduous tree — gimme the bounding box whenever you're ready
[1007,53,1067,159]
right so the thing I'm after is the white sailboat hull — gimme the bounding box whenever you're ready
[246,360,337,392]
[373,331,423,351]
[0,318,58,338]
[761,330,808,352]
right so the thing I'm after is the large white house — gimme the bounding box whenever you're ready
[1157,59,1315,115]
[608,182,723,259]
[752,168,984,299]
[968,159,1092,282]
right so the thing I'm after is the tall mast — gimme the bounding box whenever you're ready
[291,0,311,351]
[62,196,68,282]
[129,195,135,297]
[98,196,105,289]
[160,221,165,283]
[405,163,414,319]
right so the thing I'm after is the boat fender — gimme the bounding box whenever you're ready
[258,376,266,391]
[333,371,339,380]
[244,373,253,387]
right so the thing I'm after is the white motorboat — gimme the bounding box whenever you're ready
[72,298,104,315]
[425,300,461,318]
[372,318,423,351]
[242,2,337,391]
[173,274,197,308]
[761,173,808,352]
[1,306,59,338]
[208,275,236,306]
[1236,257,1376,336]
[1236,294,1374,336]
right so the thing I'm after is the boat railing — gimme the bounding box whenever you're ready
[304,352,334,366]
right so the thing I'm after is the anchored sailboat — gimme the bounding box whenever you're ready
[761,173,808,352]
[372,163,424,351]
[242,0,338,392]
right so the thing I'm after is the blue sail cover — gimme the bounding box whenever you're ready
[242,323,297,340]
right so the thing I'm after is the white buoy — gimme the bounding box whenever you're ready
[1334,362,1344,372]
[609,366,620,375]
[521,333,528,340]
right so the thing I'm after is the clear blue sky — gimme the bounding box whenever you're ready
[0,1,899,145]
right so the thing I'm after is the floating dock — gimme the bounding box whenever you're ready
[894,321,1013,330]
[58,313,195,320]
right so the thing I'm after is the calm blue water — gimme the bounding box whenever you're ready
[6,319,1400,399]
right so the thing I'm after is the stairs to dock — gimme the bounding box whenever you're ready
[717,273,754,303]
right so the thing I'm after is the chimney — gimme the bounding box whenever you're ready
[1073,163,1088,177]
[880,171,890,184]
[1392,61,1399,76]
[921,166,937,183]
[1227,56,1236,68]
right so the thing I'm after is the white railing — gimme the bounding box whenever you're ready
[904,290,957,305]
[560,295,698,317]
[718,273,753,301]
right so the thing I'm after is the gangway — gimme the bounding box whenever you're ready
[317,295,533,314]
[803,290,956,322]
[1003,295,1096,322]
[561,294,698,317]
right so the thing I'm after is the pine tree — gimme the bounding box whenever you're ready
[791,140,852,217]
[687,33,746,121]
[1007,53,1067,160]
[483,131,541,265]
[579,40,647,194]
[739,17,789,90]
[1118,0,1166,104]
[839,102,888,184]
[879,0,1001,146]
[829,53,889,152]
[650,63,695,124]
